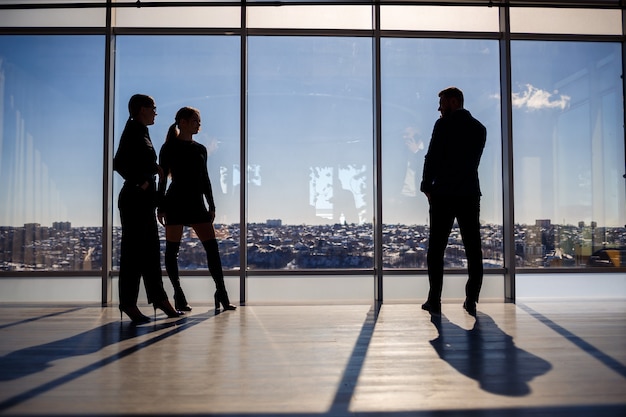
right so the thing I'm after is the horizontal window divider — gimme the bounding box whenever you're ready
[380,30,501,39]
[516,267,626,274]
[1,1,622,11]
[3,268,623,277]
[509,32,625,42]
[112,27,243,35]
[245,28,374,37]
[0,28,621,41]
[242,269,375,276]
[0,267,626,279]
[0,271,103,278]
[383,268,507,275]
[0,27,107,35]
[0,2,239,11]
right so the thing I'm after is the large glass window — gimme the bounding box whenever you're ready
[0,35,105,271]
[511,41,625,268]
[113,35,241,270]
[381,38,503,269]
[247,36,374,270]
[1,2,625,305]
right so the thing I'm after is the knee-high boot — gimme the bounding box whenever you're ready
[165,240,191,311]
[202,239,236,311]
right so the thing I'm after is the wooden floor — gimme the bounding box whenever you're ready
[0,300,625,417]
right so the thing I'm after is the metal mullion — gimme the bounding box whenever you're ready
[2,1,624,11]
[111,27,242,36]
[239,0,248,305]
[373,2,383,303]
[499,4,515,303]
[245,28,374,37]
[101,0,115,306]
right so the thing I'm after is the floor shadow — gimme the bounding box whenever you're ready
[0,316,193,382]
[0,306,88,331]
[429,311,552,396]
[518,303,626,378]
[0,312,215,412]
[328,302,380,414]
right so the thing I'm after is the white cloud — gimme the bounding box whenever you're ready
[512,84,570,111]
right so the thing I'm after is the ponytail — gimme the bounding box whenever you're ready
[165,106,200,142]
[165,123,178,143]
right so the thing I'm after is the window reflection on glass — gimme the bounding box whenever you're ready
[512,41,626,268]
[114,35,241,270]
[247,36,374,269]
[381,38,503,269]
[0,35,104,271]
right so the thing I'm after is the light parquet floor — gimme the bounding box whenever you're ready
[0,300,625,416]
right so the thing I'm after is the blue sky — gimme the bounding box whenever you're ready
[0,36,623,228]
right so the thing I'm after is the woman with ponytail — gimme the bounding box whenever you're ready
[113,94,181,323]
[157,107,236,313]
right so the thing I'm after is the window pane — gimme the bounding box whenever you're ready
[0,35,104,271]
[381,6,499,32]
[512,41,625,268]
[114,6,240,28]
[247,36,373,270]
[510,8,622,35]
[381,38,503,269]
[0,1,105,27]
[114,35,241,271]
[247,5,372,30]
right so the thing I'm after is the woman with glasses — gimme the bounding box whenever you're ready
[113,94,181,323]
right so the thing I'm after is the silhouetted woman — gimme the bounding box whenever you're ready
[157,106,236,313]
[114,94,181,323]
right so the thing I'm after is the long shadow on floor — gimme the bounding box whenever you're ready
[328,302,380,414]
[0,312,214,412]
[0,306,88,331]
[429,311,552,396]
[518,303,626,378]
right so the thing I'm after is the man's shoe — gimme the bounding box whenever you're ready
[421,301,441,315]
[463,299,477,316]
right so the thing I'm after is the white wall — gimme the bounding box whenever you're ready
[0,273,624,303]
[516,273,626,300]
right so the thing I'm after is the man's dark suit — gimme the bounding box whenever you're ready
[420,107,486,307]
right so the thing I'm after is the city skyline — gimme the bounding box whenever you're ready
[1,219,624,272]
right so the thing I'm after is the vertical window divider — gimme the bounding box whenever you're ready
[499,4,516,302]
[239,0,248,305]
[622,6,626,212]
[102,0,115,306]
[373,2,384,304]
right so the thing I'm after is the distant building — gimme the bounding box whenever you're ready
[266,219,282,227]
[53,222,72,231]
[535,219,551,228]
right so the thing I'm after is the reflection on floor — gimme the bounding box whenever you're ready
[0,301,624,416]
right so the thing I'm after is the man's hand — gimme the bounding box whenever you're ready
[157,211,165,226]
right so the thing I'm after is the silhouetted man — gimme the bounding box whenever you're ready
[420,87,486,316]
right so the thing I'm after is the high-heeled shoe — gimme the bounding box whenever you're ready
[214,291,237,312]
[174,290,192,312]
[119,305,151,324]
[153,299,182,318]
